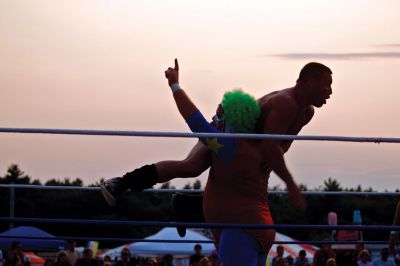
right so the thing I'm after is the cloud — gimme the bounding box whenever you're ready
[270,52,400,60]
[375,44,400,48]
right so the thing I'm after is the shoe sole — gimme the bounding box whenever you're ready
[100,185,116,207]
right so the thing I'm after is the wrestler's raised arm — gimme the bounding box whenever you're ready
[164,59,198,120]
[164,59,235,161]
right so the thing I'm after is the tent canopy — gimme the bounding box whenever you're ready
[102,229,316,259]
[0,226,66,251]
[102,228,215,258]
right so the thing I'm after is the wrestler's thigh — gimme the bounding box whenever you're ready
[218,229,266,266]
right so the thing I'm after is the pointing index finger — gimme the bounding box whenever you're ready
[174,58,179,71]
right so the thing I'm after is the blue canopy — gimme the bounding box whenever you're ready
[0,226,66,251]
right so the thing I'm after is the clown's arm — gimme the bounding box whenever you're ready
[164,59,235,160]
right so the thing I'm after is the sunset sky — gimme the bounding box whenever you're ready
[1,0,400,191]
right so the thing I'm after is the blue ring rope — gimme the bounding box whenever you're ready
[0,217,398,231]
[1,184,399,196]
[1,127,399,143]
[0,235,392,245]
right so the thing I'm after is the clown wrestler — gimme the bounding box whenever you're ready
[164,59,275,266]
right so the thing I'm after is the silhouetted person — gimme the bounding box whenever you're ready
[189,244,204,266]
[75,249,99,266]
[372,248,395,266]
[272,246,284,266]
[114,248,135,266]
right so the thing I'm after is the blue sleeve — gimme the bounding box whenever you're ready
[186,110,236,161]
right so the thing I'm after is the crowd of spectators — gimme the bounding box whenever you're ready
[6,239,400,266]
[1,241,26,266]
[0,242,220,266]
[270,243,400,266]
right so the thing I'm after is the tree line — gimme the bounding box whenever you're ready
[0,164,398,248]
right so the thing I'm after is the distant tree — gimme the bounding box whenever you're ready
[1,165,397,244]
[0,164,31,184]
[323,177,342,191]
[31,179,42,185]
[183,182,192,189]
[299,183,308,191]
[90,178,105,187]
[160,181,175,189]
[269,184,283,191]
[45,178,83,186]
[71,178,83,186]
[160,181,171,189]
[193,179,202,189]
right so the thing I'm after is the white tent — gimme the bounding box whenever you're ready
[101,229,316,260]
[101,228,215,258]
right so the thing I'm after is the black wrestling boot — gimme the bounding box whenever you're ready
[171,193,205,237]
[101,164,158,207]
[101,177,127,207]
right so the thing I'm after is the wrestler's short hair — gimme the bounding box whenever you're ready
[221,89,261,133]
[298,62,332,82]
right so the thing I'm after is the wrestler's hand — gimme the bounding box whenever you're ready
[165,58,179,86]
[389,234,398,253]
[287,181,307,209]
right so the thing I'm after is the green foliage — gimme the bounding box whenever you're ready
[160,182,175,189]
[45,178,83,186]
[0,164,31,184]
[183,183,192,189]
[323,177,342,191]
[182,180,202,190]
[0,164,399,248]
[192,179,202,190]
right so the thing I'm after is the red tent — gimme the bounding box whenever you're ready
[268,232,317,259]
[24,252,45,266]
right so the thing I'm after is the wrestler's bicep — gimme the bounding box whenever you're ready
[185,141,212,171]
[186,110,220,134]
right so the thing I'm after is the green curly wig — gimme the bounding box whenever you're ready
[221,89,261,133]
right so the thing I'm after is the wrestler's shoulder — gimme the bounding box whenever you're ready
[258,89,296,106]
[264,93,298,112]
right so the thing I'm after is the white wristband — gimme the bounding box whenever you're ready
[170,83,181,93]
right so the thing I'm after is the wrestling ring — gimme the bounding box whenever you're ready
[1,127,400,261]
